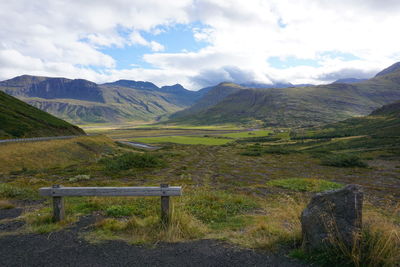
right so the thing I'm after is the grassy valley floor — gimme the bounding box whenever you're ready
[0,127,399,266]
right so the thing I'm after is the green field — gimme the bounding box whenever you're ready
[132,135,232,145]
[218,130,271,138]
[130,130,272,145]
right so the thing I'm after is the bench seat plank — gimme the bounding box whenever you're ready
[39,186,182,197]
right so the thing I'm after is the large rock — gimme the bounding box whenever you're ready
[301,184,363,251]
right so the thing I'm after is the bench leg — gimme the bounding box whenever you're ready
[160,184,170,225]
[161,196,170,225]
[52,185,65,222]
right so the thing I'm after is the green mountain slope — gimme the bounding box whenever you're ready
[0,91,84,139]
[169,82,245,120]
[308,100,400,138]
[0,75,203,124]
[290,101,400,154]
[171,62,400,127]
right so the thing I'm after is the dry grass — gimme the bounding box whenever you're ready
[360,207,400,267]
[225,194,306,250]
[291,203,400,267]
[0,135,117,174]
[0,199,15,209]
[91,208,208,244]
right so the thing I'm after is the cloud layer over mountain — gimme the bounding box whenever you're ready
[0,0,399,89]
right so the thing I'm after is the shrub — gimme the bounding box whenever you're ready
[100,152,165,171]
[321,154,368,168]
[240,150,262,156]
[263,146,296,155]
[266,178,343,192]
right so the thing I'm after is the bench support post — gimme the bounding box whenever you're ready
[52,185,65,222]
[160,184,170,225]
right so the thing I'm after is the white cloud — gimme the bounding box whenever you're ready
[0,0,399,89]
[130,32,165,52]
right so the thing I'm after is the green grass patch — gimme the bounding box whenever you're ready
[132,136,232,145]
[321,153,368,168]
[100,152,165,171]
[105,205,135,217]
[185,191,259,228]
[267,178,343,192]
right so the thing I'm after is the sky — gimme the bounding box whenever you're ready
[0,0,399,90]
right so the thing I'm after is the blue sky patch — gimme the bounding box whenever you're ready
[97,22,209,70]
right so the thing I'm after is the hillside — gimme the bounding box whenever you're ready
[169,82,245,120]
[0,76,205,124]
[0,91,84,139]
[170,62,400,127]
[307,100,400,138]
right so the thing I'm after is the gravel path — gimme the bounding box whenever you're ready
[0,215,307,267]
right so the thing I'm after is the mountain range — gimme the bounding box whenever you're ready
[0,75,208,124]
[169,62,400,127]
[1,62,400,128]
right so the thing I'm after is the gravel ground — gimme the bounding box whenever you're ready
[0,208,22,220]
[0,215,307,267]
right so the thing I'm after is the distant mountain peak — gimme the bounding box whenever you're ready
[333,78,367,84]
[104,80,159,91]
[375,62,400,77]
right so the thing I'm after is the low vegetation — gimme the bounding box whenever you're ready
[320,154,368,168]
[266,178,343,192]
[1,120,399,266]
[100,152,166,171]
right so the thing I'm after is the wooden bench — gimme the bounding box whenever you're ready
[39,184,182,224]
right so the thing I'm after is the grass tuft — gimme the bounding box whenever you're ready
[93,209,207,244]
[320,154,368,168]
[266,178,343,192]
[100,152,166,171]
[185,191,259,227]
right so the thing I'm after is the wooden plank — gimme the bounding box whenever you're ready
[52,185,65,222]
[39,186,182,197]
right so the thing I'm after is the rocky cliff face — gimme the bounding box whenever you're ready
[1,75,104,103]
[0,75,203,124]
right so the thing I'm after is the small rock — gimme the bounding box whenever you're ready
[301,184,363,252]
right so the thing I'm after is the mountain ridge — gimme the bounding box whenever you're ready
[169,62,400,127]
[0,75,205,124]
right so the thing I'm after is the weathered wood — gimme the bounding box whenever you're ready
[41,184,181,223]
[160,184,170,225]
[52,185,65,222]
[39,186,182,197]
